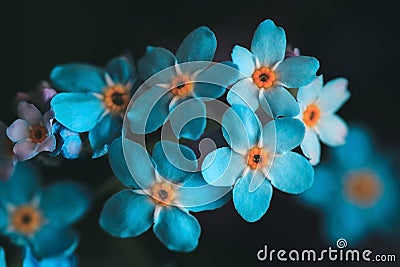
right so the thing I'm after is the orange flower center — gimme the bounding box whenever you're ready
[247,147,268,169]
[252,67,276,89]
[344,170,382,207]
[103,85,130,115]
[170,75,194,97]
[303,104,321,127]
[151,183,176,206]
[29,125,48,144]
[11,205,42,235]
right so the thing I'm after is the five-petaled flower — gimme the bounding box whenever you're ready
[227,19,319,118]
[50,56,137,158]
[201,105,314,222]
[296,75,350,165]
[100,138,231,252]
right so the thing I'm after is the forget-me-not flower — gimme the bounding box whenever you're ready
[50,56,137,158]
[51,123,82,160]
[227,19,319,118]
[296,75,350,165]
[100,138,231,252]
[201,105,314,222]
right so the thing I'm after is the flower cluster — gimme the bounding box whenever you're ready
[5,17,397,264]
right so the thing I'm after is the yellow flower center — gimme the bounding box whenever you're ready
[252,67,276,89]
[103,84,130,115]
[11,205,42,235]
[150,183,176,206]
[247,147,268,170]
[303,104,321,127]
[29,125,48,144]
[344,170,382,207]
[170,75,194,97]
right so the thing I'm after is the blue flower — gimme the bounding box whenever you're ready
[6,102,56,161]
[50,56,137,158]
[51,123,82,160]
[227,19,319,118]
[296,75,350,165]
[100,138,231,252]
[23,247,77,267]
[201,105,314,222]
[299,126,399,244]
[0,247,5,267]
[0,163,91,259]
[0,122,16,181]
[128,27,238,140]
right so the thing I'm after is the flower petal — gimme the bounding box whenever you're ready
[138,47,176,82]
[152,141,197,183]
[179,172,232,212]
[262,117,305,154]
[50,64,106,93]
[99,190,154,238]
[260,85,300,118]
[40,181,91,226]
[108,137,139,189]
[233,171,272,222]
[61,135,82,160]
[275,56,319,88]
[105,56,136,85]
[301,128,321,166]
[37,136,56,153]
[226,78,260,111]
[88,115,122,158]
[315,78,350,113]
[176,26,216,63]
[222,104,261,153]
[315,114,348,146]
[6,119,30,142]
[269,152,314,194]
[297,75,324,105]
[251,19,286,66]
[0,162,41,206]
[31,226,79,259]
[0,206,8,230]
[13,140,38,161]
[201,147,246,187]
[23,247,78,267]
[17,101,42,126]
[51,92,104,132]
[153,207,200,252]
[127,86,171,134]
[122,139,156,189]
[231,45,257,77]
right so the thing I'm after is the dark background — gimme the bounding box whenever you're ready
[1,0,399,266]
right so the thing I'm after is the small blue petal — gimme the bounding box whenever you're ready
[138,47,176,82]
[222,105,261,153]
[315,114,348,146]
[153,207,200,252]
[275,56,319,88]
[0,162,40,206]
[61,135,82,160]
[233,171,272,222]
[122,139,156,189]
[23,247,77,267]
[231,45,256,77]
[127,86,171,134]
[40,182,91,226]
[251,19,286,66]
[100,190,154,238]
[315,78,350,113]
[105,56,136,85]
[169,98,206,140]
[262,117,305,154]
[297,75,323,105]
[269,152,314,194]
[0,247,5,267]
[0,206,7,231]
[300,128,321,166]
[51,93,104,132]
[152,141,197,183]
[50,64,106,93]
[226,79,260,111]
[108,137,139,189]
[176,26,217,63]
[31,226,79,259]
[88,115,122,158]
[202,147,246,186]
[260,85,300,118]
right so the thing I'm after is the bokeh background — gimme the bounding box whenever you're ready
[1,0,399,266]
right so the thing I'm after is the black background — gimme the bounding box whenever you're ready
[1,0,399,266]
